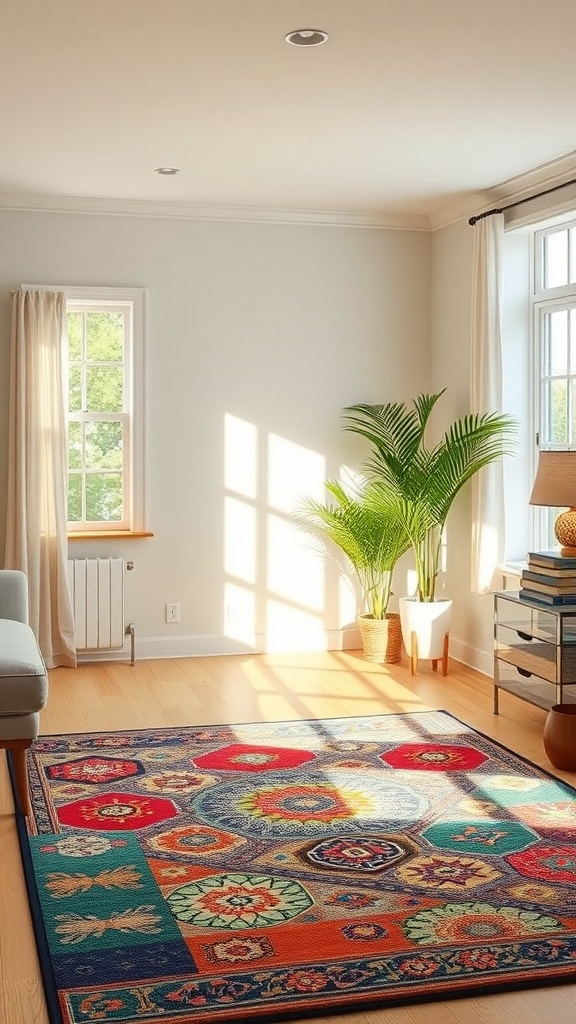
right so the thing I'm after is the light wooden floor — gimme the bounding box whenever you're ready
[2,649,576,1024]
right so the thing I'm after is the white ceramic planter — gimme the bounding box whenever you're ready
[399,596,452,663]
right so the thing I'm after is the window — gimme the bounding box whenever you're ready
[65,287,146,533]
[532,221,576,549]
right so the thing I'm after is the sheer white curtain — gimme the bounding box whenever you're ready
[4,289,77,668]
[470,213,505,593]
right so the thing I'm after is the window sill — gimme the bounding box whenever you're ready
[500,560,525,591]
[68,530,154,540]
[501,560,525,575]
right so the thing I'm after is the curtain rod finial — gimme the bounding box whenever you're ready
[468,208,504,227]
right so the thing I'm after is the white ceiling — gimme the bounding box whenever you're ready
[3,0,576,226]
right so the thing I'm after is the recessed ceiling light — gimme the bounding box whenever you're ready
[285,29,329,47]
[154,167,180,175]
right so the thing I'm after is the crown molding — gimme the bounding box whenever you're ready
[430,149,576,231]
[0,191,431,232]
[5,152,576,234]
[484,148,576,207]
[428,191,493,232]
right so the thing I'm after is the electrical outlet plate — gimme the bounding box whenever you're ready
[165,603,180,623]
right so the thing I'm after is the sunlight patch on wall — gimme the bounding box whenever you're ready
[223,413,354,651]
[225,414,257,498]
[404,567,418,598]
[268,433,325,511]
[224,582,255,646]
[266,431,327,618]
[266,598,327,653]
[224,496,255,583]
[339,463,363,490]
[268,513,324,610]
[440,525,447,573]
[339,573,357,626]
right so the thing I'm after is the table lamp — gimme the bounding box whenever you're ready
[529,449,576,553]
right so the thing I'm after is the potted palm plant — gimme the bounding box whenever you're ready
[342,390,517,669]
[293,476,410,663]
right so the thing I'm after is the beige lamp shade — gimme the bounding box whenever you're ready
[529,450,576,551]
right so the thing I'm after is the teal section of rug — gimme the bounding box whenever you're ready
[422,819,539,856]
[470,773,571,806]
[28,829,183,953]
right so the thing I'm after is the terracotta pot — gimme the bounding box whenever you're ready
[542,704,576,771]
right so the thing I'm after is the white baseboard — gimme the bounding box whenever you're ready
[76,626,363,663]
[447,636,492,678]
[75,627,493,678]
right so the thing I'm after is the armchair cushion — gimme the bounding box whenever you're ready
[0,619,49,714]
[0,569,49,815]
[0,569,29,624]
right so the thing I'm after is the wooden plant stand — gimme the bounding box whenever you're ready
[409,631,450,677]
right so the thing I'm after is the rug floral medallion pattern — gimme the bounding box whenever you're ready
[16,711,576,1024]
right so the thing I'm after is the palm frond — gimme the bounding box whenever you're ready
[343,391,446,495]
[341,393,518,600]
[293,478,410,618]
[423,412,517,521]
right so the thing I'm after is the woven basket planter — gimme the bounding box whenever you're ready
[358,612,402,664]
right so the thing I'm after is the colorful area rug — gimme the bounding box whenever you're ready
[13,711,576,1024]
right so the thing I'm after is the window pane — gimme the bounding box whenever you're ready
[545,230,569,288]
[548,379,568,443]
[65,290,143,532]
[86,312,124,362]
[68,421,82,469]
[86,366,123,413]
[549,309,568,375]
[69,365,82,412]
[570,229,576,284]
[85,422,123,470]
[68,474,82,522]
[571,380,576,446]
[67,312,83,360]
[544,509,557,548]
[570,309,576,371]
[86,474,123,521]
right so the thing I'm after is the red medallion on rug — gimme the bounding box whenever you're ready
[193,743,317,772]
[57,791,178,830]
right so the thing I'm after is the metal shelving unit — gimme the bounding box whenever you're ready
[493,590,576,713]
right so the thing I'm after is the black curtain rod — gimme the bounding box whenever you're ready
[468,175,576,226]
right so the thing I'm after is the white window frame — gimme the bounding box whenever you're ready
[61,285,147,534]
[23,283,148,534]
[22,282,147,532]
[530,221,576,550]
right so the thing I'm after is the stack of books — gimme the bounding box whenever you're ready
[520,551,576,605]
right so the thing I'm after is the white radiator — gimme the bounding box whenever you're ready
[67,558,134,661]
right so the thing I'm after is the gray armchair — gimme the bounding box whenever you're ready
[0,570,49,815]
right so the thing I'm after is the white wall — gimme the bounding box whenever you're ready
[0,210,431,659]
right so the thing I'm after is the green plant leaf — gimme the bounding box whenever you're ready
[293,477,410,619]
[342,393,517,601]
